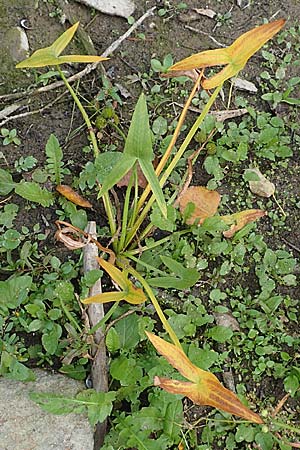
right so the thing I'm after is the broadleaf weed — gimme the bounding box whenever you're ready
[0,16,298,449]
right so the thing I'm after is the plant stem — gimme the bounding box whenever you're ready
[136,73,203,212]
[122,252,166,275]
[57,66,117,238]
[57,66,99,158]
[271,419,300,435]
[88,302,119,335]
[59,297,82,333]
[125,83,223,248]
[125,265,182,349]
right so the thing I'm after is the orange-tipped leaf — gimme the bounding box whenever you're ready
[169,19,285,89]
[147,332,263,424]
[221,209,266,238]
[82,258,147,305]
[154,376,263,424]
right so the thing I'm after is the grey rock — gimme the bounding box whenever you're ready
[0,369,94,450]
[76,0,135,18]
[4,27,29,63]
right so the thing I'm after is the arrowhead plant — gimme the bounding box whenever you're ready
[16,22,108,68]
[169,19,285,89]
[15,17,293,441]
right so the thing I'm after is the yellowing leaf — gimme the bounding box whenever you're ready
[16,22,109,68]
[146,332,263,424]
[221,209,266,238]
[51,22,80,56]
[169,19,285,89]
[82,258,147,305]
[56,185,92,208]
[178,186,220,225]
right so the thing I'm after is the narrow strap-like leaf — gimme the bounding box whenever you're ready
[139,160,167,218]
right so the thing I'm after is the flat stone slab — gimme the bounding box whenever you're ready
[76,0,135,18]
[3,27,29,63]
[0,369,94,450]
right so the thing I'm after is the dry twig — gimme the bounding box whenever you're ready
[83,221,108,449]
[184,25,226,47]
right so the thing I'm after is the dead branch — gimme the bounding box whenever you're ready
[0,91,68,127]
[83,221,108,449]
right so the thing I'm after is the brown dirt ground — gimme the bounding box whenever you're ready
[1,0,299,447]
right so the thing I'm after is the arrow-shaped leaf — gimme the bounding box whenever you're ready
[99,93,167,217]
[169,19,285,89]
[51,22,79,56]
[82,257,147,305]
[146,332,263,424]
[16,22,108,68]
[148,256,200,290]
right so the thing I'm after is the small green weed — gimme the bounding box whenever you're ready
[1,17,299,450]
[1,128,21,146]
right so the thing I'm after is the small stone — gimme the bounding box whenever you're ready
[214,312,240,331]
[233,77,258,93]
[4,27,29,62]
[75,0,135,18]
[0,369,94,450]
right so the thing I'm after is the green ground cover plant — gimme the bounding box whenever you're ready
[1,16,299,450]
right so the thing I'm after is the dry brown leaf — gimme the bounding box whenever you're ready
[233,77,258,93]
[116,163,147,188]
[56,184,92,208]
[211,108,248,122]
[245,168,275,198]
[178,186,221,225]
[214,312,240,331]
[117,158,159,189]
[55,226,90,250]
[221,209,266,238]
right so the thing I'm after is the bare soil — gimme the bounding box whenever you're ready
[1,0,299,446]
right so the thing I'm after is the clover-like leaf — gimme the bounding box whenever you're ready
[82,258,146,305]
[146,332,263,424]
[16,22,108,68]
[169,19,285,89]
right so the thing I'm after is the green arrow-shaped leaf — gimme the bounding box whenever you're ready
[148,256,200,290]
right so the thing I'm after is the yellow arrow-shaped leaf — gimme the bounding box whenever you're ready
[146,332,263,424]
[169,19,285,89]
[51,22,80,56]
[16,22,108,68]
[82,257,147,305]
